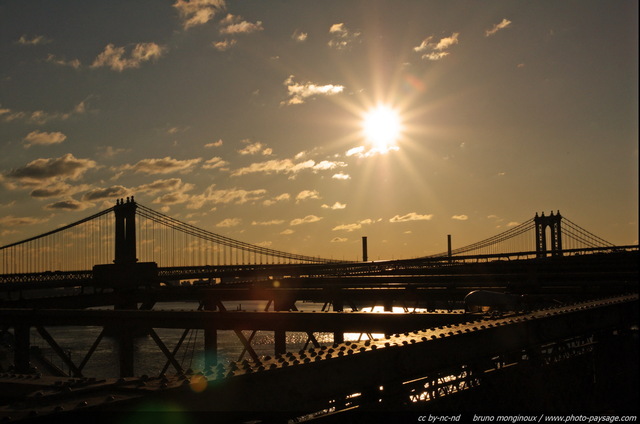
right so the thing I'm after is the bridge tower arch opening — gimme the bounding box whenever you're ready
[534,211,563,257]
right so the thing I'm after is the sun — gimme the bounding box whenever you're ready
[361,105,403,150]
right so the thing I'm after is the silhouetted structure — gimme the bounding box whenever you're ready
[535,210,563,257]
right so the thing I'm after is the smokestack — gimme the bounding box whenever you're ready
[362,236,368,262]
[447,234,452,262]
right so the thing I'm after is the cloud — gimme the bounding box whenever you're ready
[153,191,193,206]
[96,146,127,159]
[238,141,271,155]
[435,33,459,50]
[332,172,351,180]
[212,39,236,51]
[281,75,344,106]
[173,0,226,29]
[485,18,512,37]
[290,215,322,226]
[29,182,89,198]
[280,228,294,235]
[82,185,130,201]
[322,202,346,210]
[136,178,187,194]
[328,23,361,49]
[0,100,88,124]
[205,139,223,148]
[44,198,91,211]
[414,33,459,61]
[292,29,308,42]
[91,43,167,72]
[186,185,266,209]
[121,157,202,174]
[17,35,51,45]
[0,215,49,227]
[231,157,345,177]
[389,212,433,223]
[22,130,67,148]
[331,237,347,243]
[3,153,97,185]
[202,157,229,169]
[216,217,241,228]
[332,219,374,232]
[263,193,290,206]
[252,219,285,226]
[45,54,82,69]
[219,14,264,35]
[452,214,468,221]
[296,190,320,202]
[346,145,399,158]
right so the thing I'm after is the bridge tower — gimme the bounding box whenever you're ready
[114,197,137,264]
[534,211,563,257]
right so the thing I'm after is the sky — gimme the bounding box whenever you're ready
[0,0,637,261]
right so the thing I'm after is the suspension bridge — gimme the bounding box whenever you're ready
[0,197,632,278]
[0,198,637,420]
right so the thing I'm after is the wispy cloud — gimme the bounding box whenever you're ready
[1,100,88,124]
[281,75,344,106]
[82,185,130,201]
[0,215,49,226]
[263,193,290,206]
[328,23,361,50]
[452,214,468,221]
[45,54,81,69]
[231,157,346,177]
[290,215,322,226]
[186,185,267,209]
[485,19,512,37]
[332,218,374,232]
[212,39,236,51]
[216,217,241,227]
[296,190,321,202]
[44,198,92,211]
[17,35,52,46]
[91,43,167,72]
[252,219,285,226]
[202,156,229,169]
[238,140,272,156]
[346,145,399,158]
[136,178,185,194]
[173,0,226,29]
[414,33,459,61]
[219,14,264,35]
[121,157,202,175]
[389,212,433,223]
[205,139,224,148]
[23,131,67,148]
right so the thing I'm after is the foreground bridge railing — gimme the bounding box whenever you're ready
[0,294,637,420]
